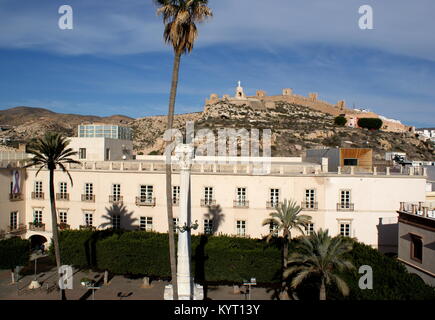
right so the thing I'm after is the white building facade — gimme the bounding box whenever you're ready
[0,153,427,253]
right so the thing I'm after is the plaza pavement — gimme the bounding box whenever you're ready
[0,263,278,300]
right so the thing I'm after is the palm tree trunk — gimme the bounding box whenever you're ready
[283,239,288,269]
[280,231,290,300]
[320,278,326,300]
[49,168,65,300]
[165,51,182,300]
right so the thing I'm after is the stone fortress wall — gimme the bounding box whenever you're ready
[205,83,414,133]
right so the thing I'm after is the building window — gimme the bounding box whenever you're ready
[236,220,246,236]
[172,186,180,205]
[85,183,93,195]
[337,190,353,211]
[269,222,278,236]
[140,185,153,201]
[339,223,351,237]
[112,184,121,201]
[204,219,213,235]
[235,187,248,207]
[85,213,93,227]
[79,148,87,159]
[173,218,179,233]
[34,181,42,193]
[304,189,316,209]
[59,211,67,224]
[33,209,43,224]
[305,223,314,235]
[343,158,358,166]
[203,187,214,206]
[112,215,121,229]
[270,188,280,207]
[10,211,18,230]
[60,182,67,195]
[140,217,153,231]
[105,148,110,161]
[410,234,423,263]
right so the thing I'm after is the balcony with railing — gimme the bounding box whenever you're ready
[81,194,95,202]
[58,223,70,230]
[109,195,123,204]
[201,199,216,207]
[29,222,45,232]
[233,199,249,208]
[56,193,70,201]
[301,201,318,211]
[79,225,96,231]
[31,192,44,200]
[266,201,279,209]
[336,203,354,211]
[399,201,435,219]
[172,198,180,207]
[135,196,156,207]
[9,193,23,201]
[7,223,26,235]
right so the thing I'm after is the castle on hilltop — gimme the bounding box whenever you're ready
[205,82,414,133]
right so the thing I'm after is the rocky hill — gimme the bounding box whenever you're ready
[0,106,133,142]
[0,103,433,161]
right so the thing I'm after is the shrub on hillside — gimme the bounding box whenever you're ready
[358,118,383,130]
[334,116,347,126]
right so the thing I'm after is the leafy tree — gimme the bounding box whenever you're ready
[0,238,30,284]
[334,116,347,126]
[357,118,383,130]
[330,241,435,300]
[154,0,213,300]
[24,132,80,300]
[284,229,354,300]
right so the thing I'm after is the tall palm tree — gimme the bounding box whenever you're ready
[284,229,354,300]
[24,132,80,300]
[154,0,212,300]
[262,199,312,269]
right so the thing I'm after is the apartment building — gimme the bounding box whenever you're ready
[0,148,427,254]
[397,202,435,286]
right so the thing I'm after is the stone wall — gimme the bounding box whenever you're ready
[205,89,413,133]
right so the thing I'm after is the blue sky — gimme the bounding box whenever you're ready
[0,0,434,127]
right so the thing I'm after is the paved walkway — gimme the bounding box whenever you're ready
[0,263,278,300]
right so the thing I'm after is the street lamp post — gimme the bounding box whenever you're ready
[164,144,203,300]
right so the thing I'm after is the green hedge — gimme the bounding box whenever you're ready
[54,230,281,284]
[357,118,383,130]
[0,238,30,270]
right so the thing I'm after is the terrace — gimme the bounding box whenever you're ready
[399,201,435,219]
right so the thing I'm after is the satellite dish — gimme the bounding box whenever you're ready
[122,155,127,160]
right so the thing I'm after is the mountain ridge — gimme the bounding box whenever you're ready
[0,105,433,161]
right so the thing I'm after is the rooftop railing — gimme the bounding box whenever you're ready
[399,201,435,219]
[22,158,427,177]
